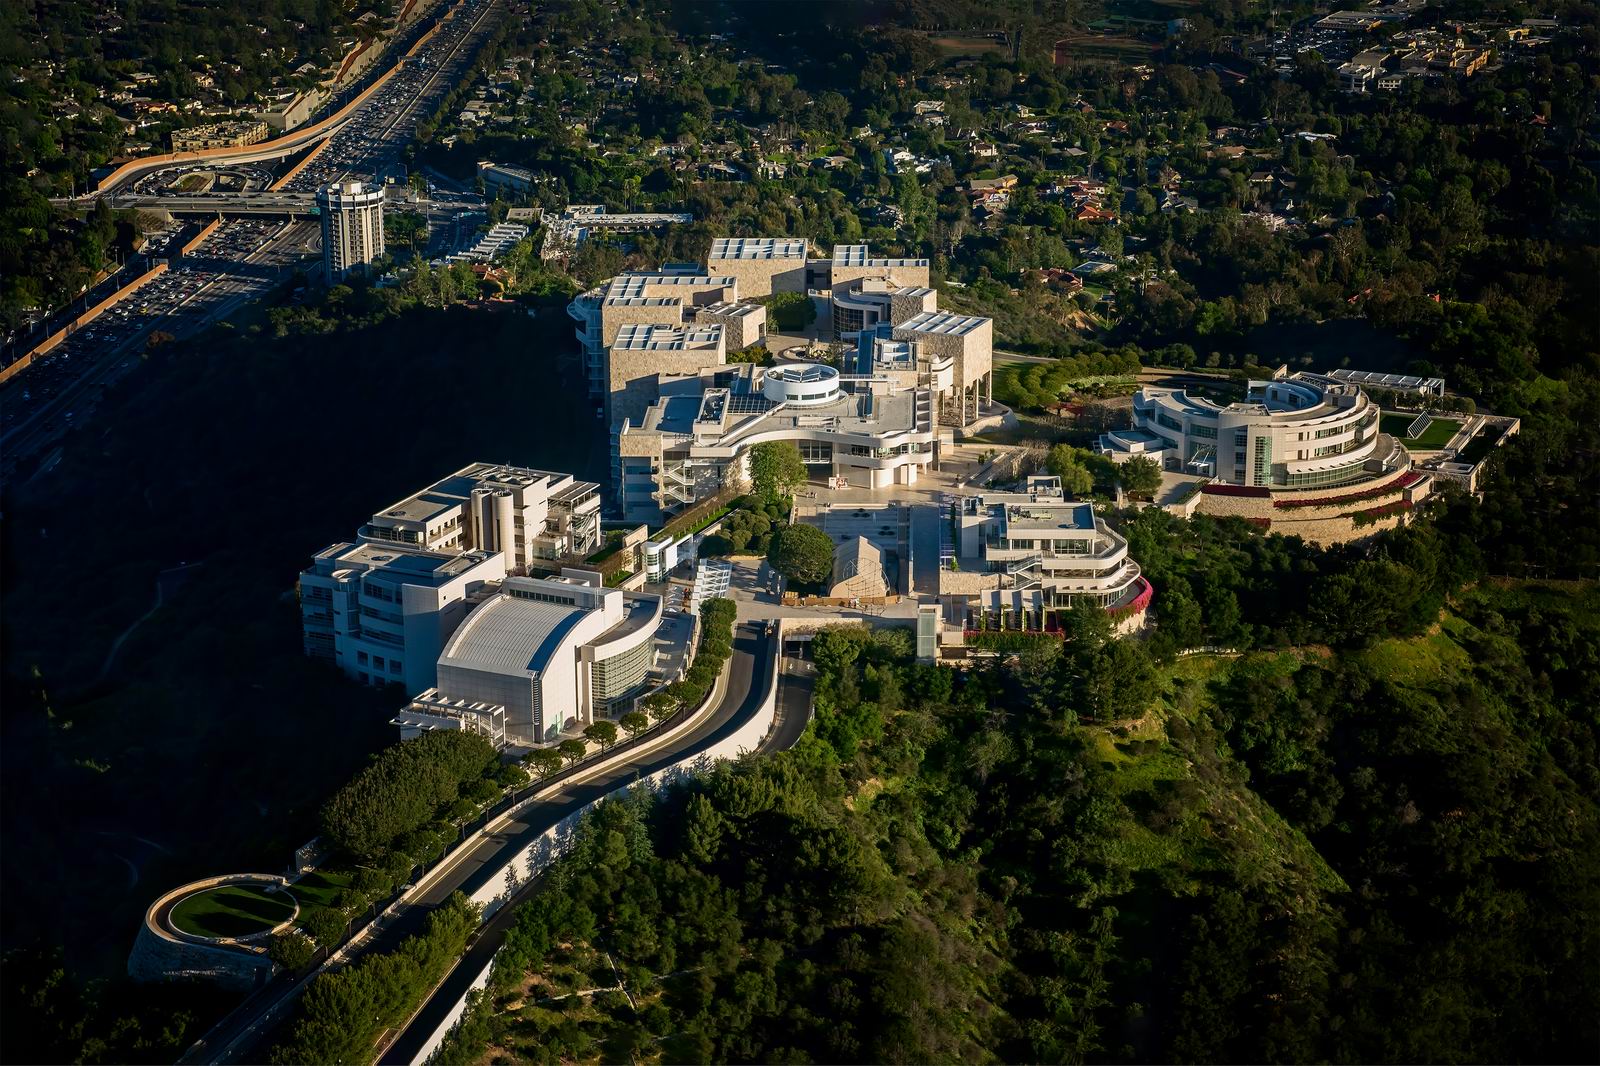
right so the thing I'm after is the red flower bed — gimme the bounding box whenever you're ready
[1202,484,1271,498]
[1351,499,1414,527]
[1107,577,1154,619]
[1274,473,1421,510]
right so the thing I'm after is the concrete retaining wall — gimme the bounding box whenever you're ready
[179,217,224,256]
[1,263,171,384]
[467,639,782,920]
[412,632,784,1064]
[128,873,289,990]
[406,955,494,1064]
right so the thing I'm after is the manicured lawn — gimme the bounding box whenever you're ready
[169,882,296,938]
[1380,412,1461,449]
[290,869,354,909]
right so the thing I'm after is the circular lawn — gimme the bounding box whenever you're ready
[169,882,297,939]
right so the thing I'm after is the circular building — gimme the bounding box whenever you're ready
[1097,372,1433,544]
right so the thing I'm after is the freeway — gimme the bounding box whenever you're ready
[185,622,782,1066]
[55,0,472,203]
[105,193,318,215]
[0,220,318,481]
[98,191,483,217]
[2,0,504,483]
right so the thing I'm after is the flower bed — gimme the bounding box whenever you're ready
[1349,499,1414,527]
[1107,577,1154,619]
[1275,484,1398,510]
[1274,470,1423,510]
[1201,483,1271,498]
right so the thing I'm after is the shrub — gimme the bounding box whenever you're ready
[768,524,836,585]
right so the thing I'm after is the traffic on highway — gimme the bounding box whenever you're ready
[1,0,505,485]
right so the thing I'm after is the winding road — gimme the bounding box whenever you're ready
[184,621,805,1065]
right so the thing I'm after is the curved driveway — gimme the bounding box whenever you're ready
[376,623,807,1065]
[192,622,778,1065]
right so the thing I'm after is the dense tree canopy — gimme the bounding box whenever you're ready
[767,523,836,586]
[319,731,498,861]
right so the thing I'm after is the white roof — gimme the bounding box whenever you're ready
[708,236,807,260]
[897,310,989,337]
[439,596,585,676]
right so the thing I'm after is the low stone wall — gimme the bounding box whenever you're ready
[937,569,1003,596]
[128,873,290,990]
[1194,464,1428,547]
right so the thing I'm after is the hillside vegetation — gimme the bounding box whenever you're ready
[437,580,1598,1064]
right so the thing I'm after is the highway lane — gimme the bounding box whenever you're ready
[1,221,317,481]
[52,0,468,204]
[3,0,502,481]
[762,653,815,754]
[375,623,798,1066]
[190,623,774,1065]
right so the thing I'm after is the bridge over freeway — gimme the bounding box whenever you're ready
[104,193,322,217]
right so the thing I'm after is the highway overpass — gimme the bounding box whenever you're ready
[105,194,322,217]
[104,191,479,218]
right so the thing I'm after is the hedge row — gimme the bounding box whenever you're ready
[270,894,479,1064]
[643,597,737,719]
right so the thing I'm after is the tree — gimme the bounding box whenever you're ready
[269,932,317,972]
[1046,444,1095,495]
[768,523,835,586]
[642,691,679,723]
[524,748,563,778]
[298,906,349,949]
[558,739,588,766]
[320,731,497,860]
[584,721,619,751]
[619,711,649,738]
[748,441,807,501]
[1119,455,1162,498]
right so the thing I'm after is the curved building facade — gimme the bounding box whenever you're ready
[1102,373,1383,489]
[616,362,940,523]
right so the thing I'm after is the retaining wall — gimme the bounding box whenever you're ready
[128,873,288,990]
[411,630,785,1065]
[1194,463,1428,547]
[179,217,224,255]
[1,263,170,385]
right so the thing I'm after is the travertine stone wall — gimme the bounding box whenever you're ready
[830,261,931,292]
[703,256,806,297]
[607,348,724,426]
[1194,465,1428,546]
[695,305,766,350]
[889,287,939,324]
[127,925,272,991]
[599,300,682,349]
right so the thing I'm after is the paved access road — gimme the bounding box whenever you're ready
[375,624,809,1065]
[193,623,775,1066]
